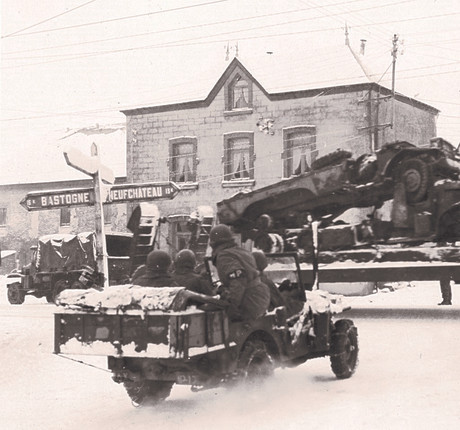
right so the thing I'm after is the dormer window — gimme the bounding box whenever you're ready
[232,77,249,109]
[225,73,253,114]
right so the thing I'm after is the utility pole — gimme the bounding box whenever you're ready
[391,34,399,142]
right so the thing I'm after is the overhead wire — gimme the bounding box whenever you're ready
[1,0,230,38]
[1,0,368,55]
[2,1,440,67]
[1,0,98,38]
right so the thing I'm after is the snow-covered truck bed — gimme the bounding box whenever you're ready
[54,286,229,359]
[53,254,358,407]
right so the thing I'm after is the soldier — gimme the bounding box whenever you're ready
[252,250,286,311]
[209,224,270,321]
[439,277,452,306]
[172,249,215,296]
[132,250,178,287]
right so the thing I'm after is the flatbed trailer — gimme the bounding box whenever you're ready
[298,261,460,284]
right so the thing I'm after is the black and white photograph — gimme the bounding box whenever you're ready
[1,1,459,429]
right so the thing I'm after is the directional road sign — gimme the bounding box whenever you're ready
[20,182,180,211]
[64,147,115,184]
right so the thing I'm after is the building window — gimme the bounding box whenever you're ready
[60,207,71,226]
[168,215,192,256]
[283,126,318,177]
[225,73,253,113]
[223,132,254,181]
[169,137,197,184]
[103,204,112,224]
[0,208,6,226]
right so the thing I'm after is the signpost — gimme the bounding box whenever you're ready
[64,146,115,184]
[21,143,180,289]
[20,182,180,211]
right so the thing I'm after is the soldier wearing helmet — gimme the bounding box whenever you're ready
[209,224,270,321]
[172,249,215,296]
[252,250,286,311]
[132,250,178,287]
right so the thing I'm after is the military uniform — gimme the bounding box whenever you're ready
[211,237,270,321]
[132,250,178,288]
[132,270,178,287]
[252,250,286,311]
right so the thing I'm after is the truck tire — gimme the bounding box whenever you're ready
[237,340,274,382]
[123,380,173,407]
[397,158,432,203]
[311,150,352,171]
[7,282,25,305]
[330,319,359,379]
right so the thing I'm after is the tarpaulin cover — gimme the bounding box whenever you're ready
[35,232,96,272]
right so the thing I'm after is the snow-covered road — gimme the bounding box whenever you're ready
[1,281,459,430]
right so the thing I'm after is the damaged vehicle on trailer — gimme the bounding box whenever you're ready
[54,253,358,406]
[217,137,460,254]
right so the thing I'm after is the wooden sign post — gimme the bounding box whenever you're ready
[20,146,181,289]
[64,143,114,289]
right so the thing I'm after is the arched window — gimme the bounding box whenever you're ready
[232,77,249,108]
[225,73,253,112]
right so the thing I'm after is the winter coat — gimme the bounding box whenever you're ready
[132,268,178,288]
[260,273,286,311]
[212,241,270,321]
[172,267,215,296]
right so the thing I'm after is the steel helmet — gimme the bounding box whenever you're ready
[209,224,233,248]
[146,250,172,272]
[252,250,268,272]
[175,249,196,270]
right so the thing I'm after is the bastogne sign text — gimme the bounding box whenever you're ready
[20,182,180,211]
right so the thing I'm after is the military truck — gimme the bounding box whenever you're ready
[5,232,133,305]
[54,253,358,406]
[217,137,460,252]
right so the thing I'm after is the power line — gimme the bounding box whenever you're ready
[2,0,230,39]
[2,0,367,55]
[4,8,458,70]
[2,0,98,38]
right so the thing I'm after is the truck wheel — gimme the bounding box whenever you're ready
[398,158,432,203]
[123,380,173,407]
[51,280,68,303]
[7,282,25,305]
[237,340,274,382]
[330,319,359,379]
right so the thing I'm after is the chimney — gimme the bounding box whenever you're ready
[360,39,367,55]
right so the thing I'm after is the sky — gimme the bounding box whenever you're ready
[1,0,459,184]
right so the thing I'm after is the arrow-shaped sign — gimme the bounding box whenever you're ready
[64,147,115,184]
[20,182,180,211]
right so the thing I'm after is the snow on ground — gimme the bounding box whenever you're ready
[0,276,459,429]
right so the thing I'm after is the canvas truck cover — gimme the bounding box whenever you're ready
[35,232,96,272]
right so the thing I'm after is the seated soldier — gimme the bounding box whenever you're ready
[252,250,286,311]
[172,249,215,296]
[209,225,270,321]
[132,250,178,287]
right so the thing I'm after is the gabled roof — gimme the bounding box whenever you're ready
[122,52,438,116]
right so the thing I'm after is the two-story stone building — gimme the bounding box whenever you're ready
[122,57,439,255]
